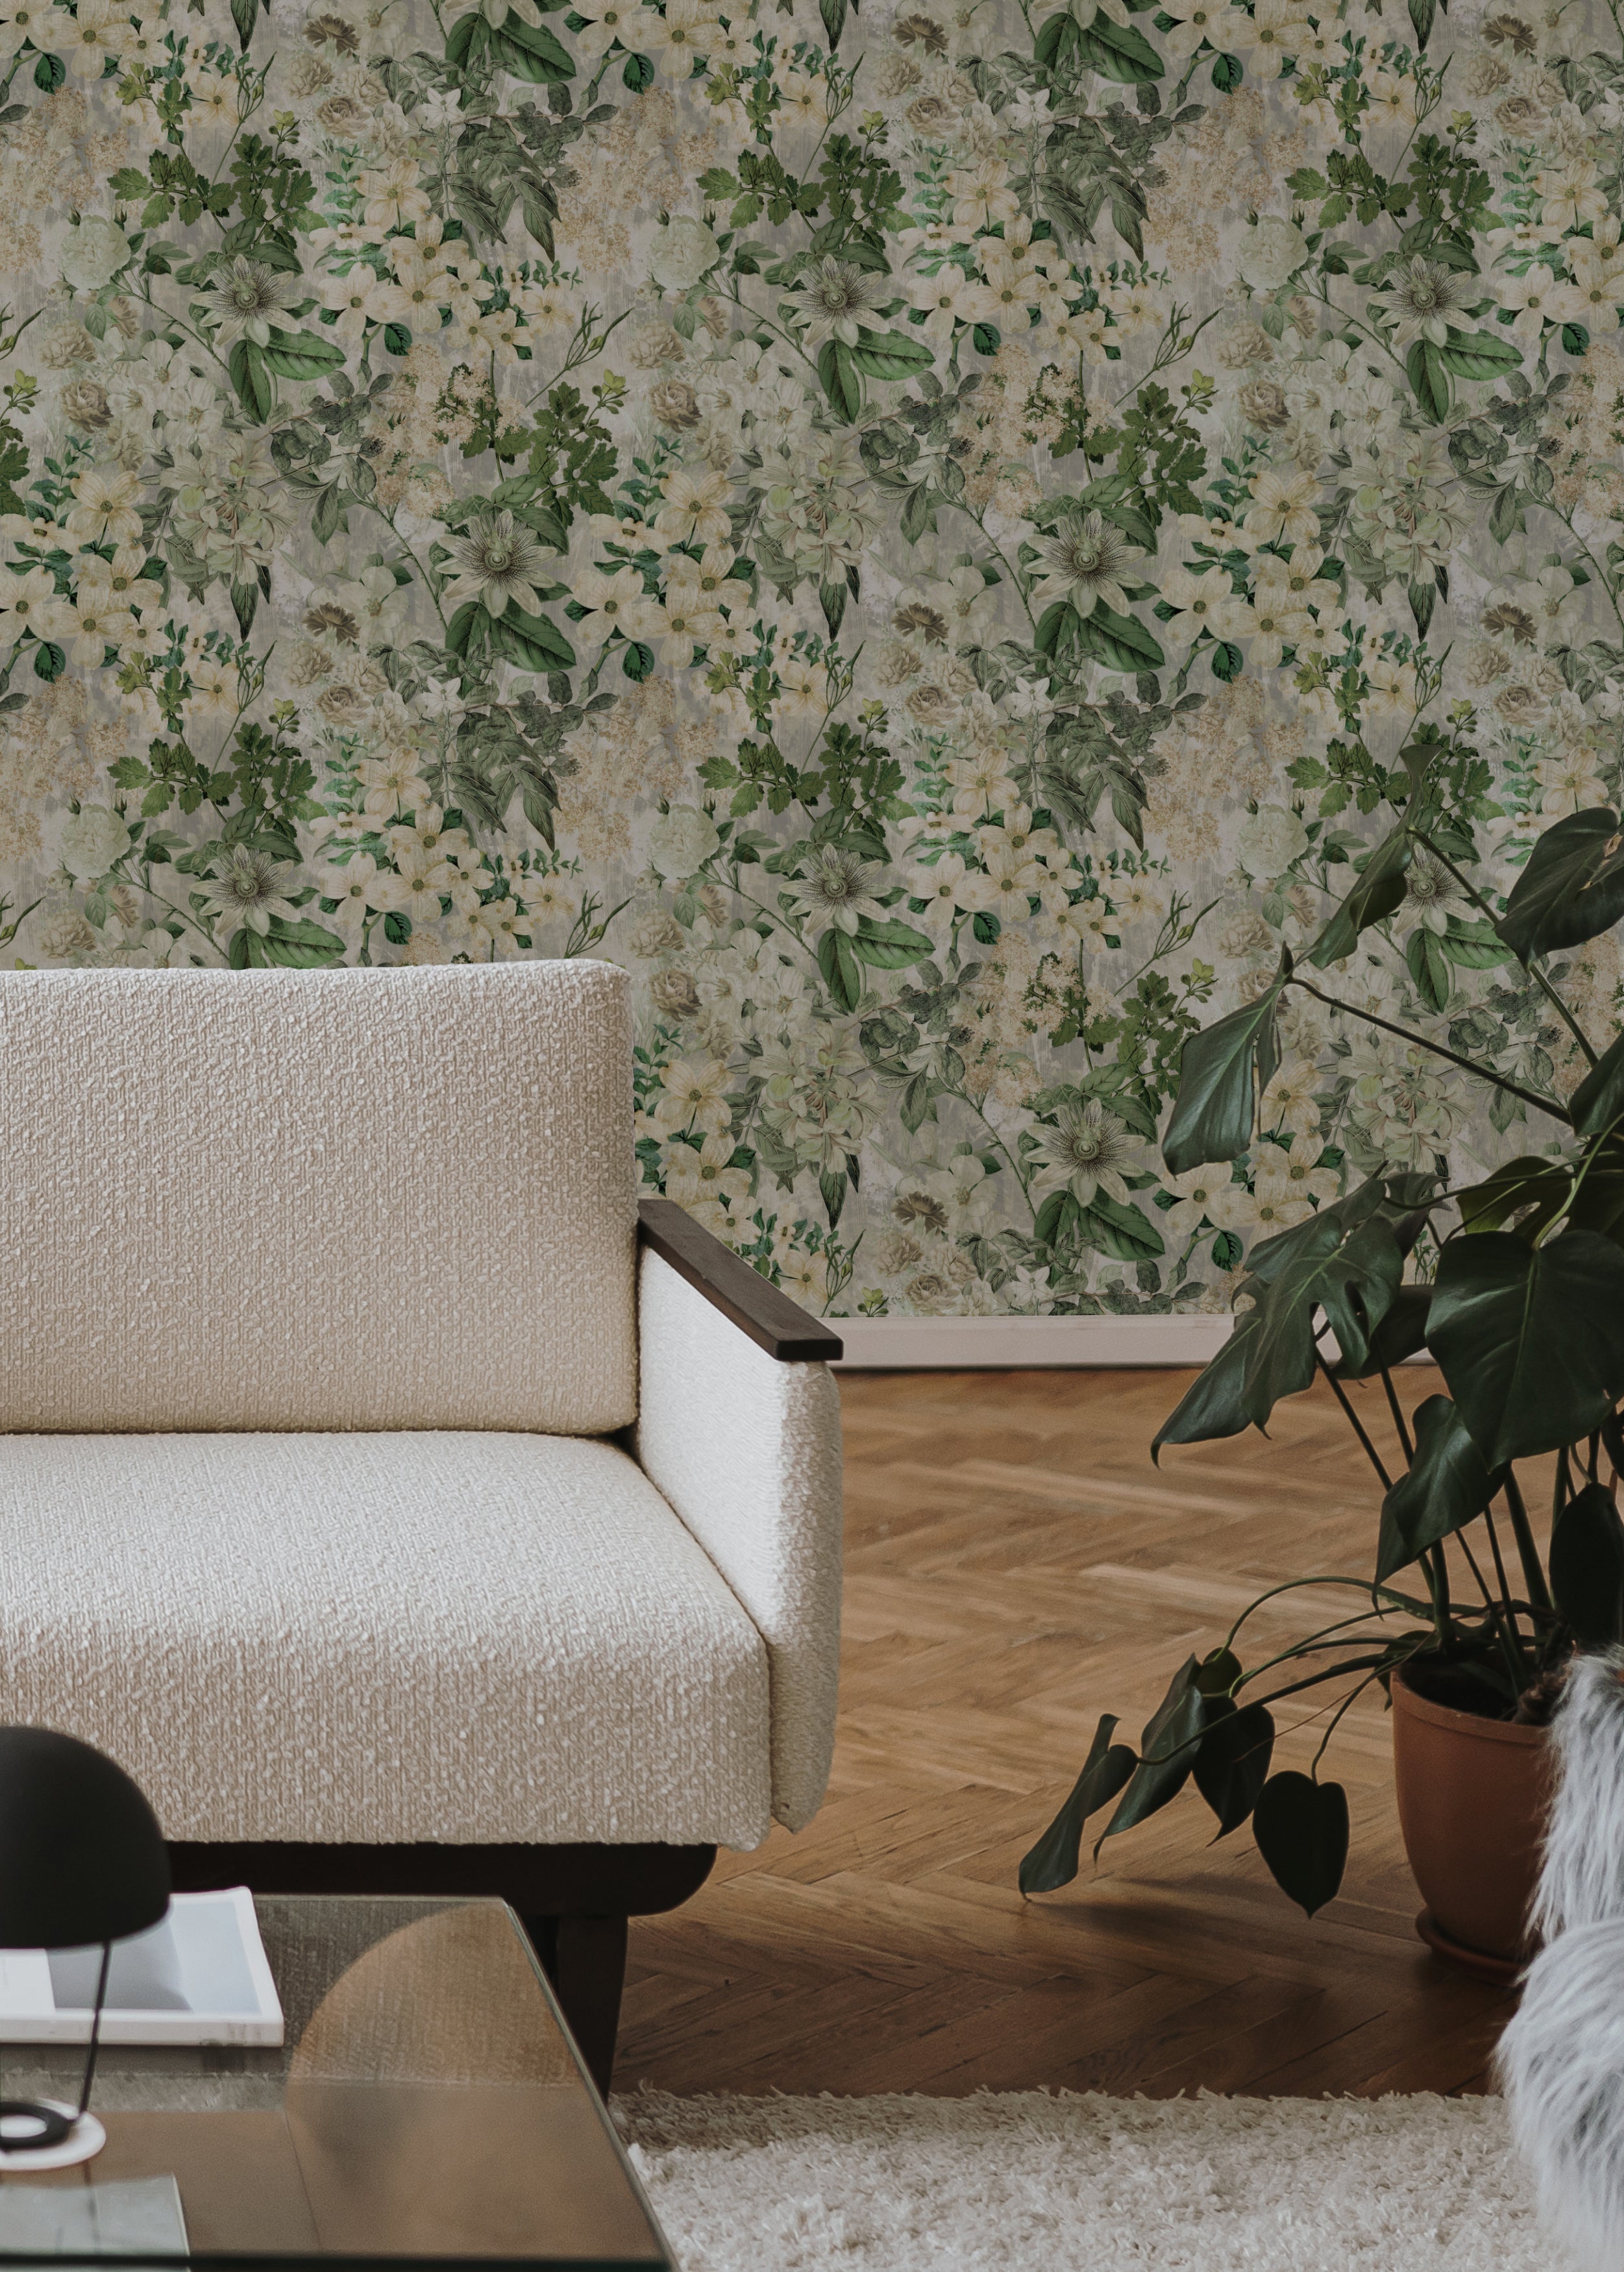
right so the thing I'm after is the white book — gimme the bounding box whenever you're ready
[0,1887,284,2047]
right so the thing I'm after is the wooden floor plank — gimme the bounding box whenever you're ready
[617,1366,1519,2097]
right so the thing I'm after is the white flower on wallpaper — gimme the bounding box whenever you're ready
[0,0,1619,1315]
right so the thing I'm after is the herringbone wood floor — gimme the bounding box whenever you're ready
[617,1365,1516,2097]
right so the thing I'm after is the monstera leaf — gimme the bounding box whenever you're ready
[1573,1031,1624,1138]
[1375,1396,1505,1583]
[1551,1483,1624,1647]
[1154,1178,1410,1451]
[1497,807,1624,961]
[1162,952,1289,1174]
[1307,824,1414,967]
[1429,1228,1624,1466]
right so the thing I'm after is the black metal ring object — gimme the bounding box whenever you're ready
[0,2099,73,2151]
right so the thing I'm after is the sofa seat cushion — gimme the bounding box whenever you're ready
[0,1431,772,1848]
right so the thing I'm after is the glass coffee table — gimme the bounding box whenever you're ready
[0,1897,671,2267]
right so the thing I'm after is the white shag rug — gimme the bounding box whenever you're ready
[613,2089,1572,2271]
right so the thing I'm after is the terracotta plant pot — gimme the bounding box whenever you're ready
[1390,1662,1551,1977]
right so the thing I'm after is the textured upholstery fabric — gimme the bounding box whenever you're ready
[635,1248,843,1832]
[0,962,637,1435]
[0,1429,773,1846]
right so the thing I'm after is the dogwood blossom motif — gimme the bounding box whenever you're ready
[0,0,1614,1324]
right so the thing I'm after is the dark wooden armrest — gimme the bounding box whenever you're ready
[637,1198,844,1363]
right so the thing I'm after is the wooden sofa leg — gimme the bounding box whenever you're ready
[535,1914,628,2098]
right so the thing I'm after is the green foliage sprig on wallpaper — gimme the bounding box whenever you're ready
[0,0,1621,1315]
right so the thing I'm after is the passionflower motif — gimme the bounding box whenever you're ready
[1027,510,1145,620]
[200,256,301,349]
[1029,1100,1137,1209]
[201,848,301,937]
[796,257,890,349]
[1369,256,1477,349]
[437,510,554,620]
[789,846,889,935]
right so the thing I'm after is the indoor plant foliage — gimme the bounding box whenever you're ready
[3,0,1624,1320]
[1021,782,1624,1918]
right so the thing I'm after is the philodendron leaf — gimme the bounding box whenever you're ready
[1497,806,1624,961]
[1163,953,1288,1174]
[1193,1700,1275,1836]
[1569,1133,1624,1241]
[1334,1283,1431,1377]
[1018,1713,1136,1894]
[1097,1657,1204,1848]
[1550,1481,1624,1648]
[1429,1228,1624,1466]
[1307,823,1413,967]
[1252,1772,1349,1916]
[1152,1315,1261,1458]
[1375,1395,1505,1583]
[1573,1030,1624,1137]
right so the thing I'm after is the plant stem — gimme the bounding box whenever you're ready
[1502,1470,1553,1612]
[1379,1366,1414,1464]
[1288,974,1571,1127]
[1411,825,1598,1068]
[1316,1352,1394,1492]
[1222,1573,1433,1653]
[1309,1670,1382,1779]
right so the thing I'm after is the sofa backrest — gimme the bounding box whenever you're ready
[0,961,637,1435]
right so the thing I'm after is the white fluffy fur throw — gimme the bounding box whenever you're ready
[1500,1648,1624,2268]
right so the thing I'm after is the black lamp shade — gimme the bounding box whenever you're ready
[0,1728,169,1949]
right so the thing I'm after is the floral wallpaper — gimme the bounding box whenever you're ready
[0,0,1620,1320]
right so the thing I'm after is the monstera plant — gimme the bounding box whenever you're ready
[1020,782,1624,1920]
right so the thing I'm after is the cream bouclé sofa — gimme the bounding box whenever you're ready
[0,959,843,2086]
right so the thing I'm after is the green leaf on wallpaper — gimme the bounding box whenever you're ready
[445,10,488,62]
[31,639,65,682]
[817,340,863,423]
[621,49,655,87]
[382,323,412,355]
[259,327,347,380]
[1211,50,1242,87]
[971,323,1001,355]
[32,50,64,89]
[227,339,275,425]
[1436,327,1523,381]
[848,917,934,969]
[490,11,575,79]
[820,0,846,47]
[817,926,864,1014]
[1076,1190,1165,1261]
[1210,638,1242,680]
[1072,8,1164,79]
[1033,10,1077,66]
[488,603,576,673]
[1405,926,1450,1013]
[230,915,347,970]
[621,638,655,681]
[848,331,935,380]
[444,602,481,659]
[1072,600,1164,675]
[1562,321,1591,356]
[1405,339,1451,423]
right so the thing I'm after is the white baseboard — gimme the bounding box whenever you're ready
[830,1313,1234,1368]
